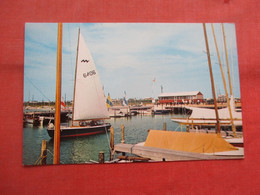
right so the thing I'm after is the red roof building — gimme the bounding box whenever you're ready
[158,91,204,104]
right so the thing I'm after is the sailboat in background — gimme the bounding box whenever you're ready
[107,92,130,117]
[172,24,243,134]
[119,23,243,161]
[171,96,242,130]
[47,29,111,138]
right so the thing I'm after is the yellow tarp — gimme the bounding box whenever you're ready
[144,130,238,153]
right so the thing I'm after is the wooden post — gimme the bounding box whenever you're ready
[99,151,105,163]
[110,126,114,161]
[121,124,125,143]
[54,22,63,164]
[163,122,167,130]
[40,140,47,165]
[186,125,190,133]
[186,118,190,132]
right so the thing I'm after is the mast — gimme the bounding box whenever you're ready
[71,28,80,126]
[230,36,235,94]
[54,22,63,164]
[222,23,233,96]
[211,24,237,137]
[202,23,221,135]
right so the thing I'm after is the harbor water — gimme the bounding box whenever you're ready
[23,114,186,165]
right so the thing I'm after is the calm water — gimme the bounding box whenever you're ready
[23,114,186,165]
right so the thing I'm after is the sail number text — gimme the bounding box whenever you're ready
[83,70,96,78]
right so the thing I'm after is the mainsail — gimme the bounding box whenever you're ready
[73,32,109,121]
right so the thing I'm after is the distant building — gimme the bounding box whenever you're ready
[217,94,227,103]
[158,91,204,104]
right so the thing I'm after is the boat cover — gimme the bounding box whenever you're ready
[144,130,238,153]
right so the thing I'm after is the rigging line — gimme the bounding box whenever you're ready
[174,125,181,132]
[47,149,65,164]
[67,23,74,82]
[25,76,51,102]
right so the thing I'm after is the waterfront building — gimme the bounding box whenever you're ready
[158,91,204,104]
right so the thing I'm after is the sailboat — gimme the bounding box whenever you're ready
[107,92,130,117]
[171,96,242,130]
[113,23,243,161]
[172,24,243,134]
[47,29,111,138]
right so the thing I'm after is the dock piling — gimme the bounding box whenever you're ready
[110,127,114,161]
[121,124,125,143]
[40,140,47,165]
[99,151,105,163]
[163,122,167,130]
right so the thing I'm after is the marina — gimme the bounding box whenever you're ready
[23,103,244,165]
[23,113,185,165]
[23,23,244,165]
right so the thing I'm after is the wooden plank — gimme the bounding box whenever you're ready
[117,156,150,162]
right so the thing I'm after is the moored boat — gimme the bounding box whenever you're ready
[113,23,244,162]
[47,121,111,138]
[47,29,110,138]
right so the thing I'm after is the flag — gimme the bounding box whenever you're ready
[106,93,113,108]
[61,97,66,110]
[123,91,128,106]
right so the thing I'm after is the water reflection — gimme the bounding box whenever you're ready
[23,114,183,165]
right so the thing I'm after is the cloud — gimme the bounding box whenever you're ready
[24,23,240,101]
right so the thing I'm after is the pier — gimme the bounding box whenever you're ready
[111,122,243,162]
[23,109,70,126]
[113,142,243,161]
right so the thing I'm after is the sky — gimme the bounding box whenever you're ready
[23,23,241,102]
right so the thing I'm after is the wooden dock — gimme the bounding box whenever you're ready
[114,143,243,162]
[23,110,70,126]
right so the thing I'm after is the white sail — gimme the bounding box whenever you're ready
[73,32,109,121]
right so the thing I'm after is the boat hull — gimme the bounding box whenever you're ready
[171,118,243,130]
[47,123,111,138]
